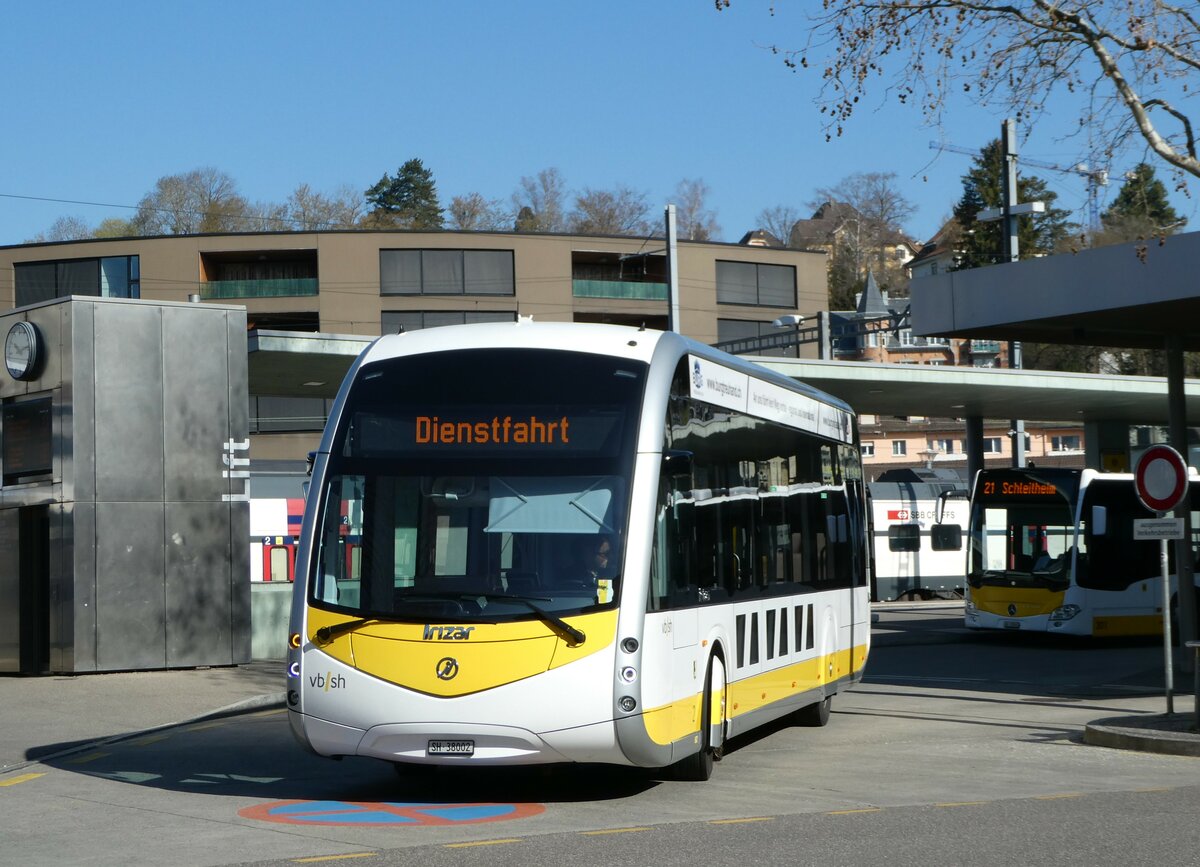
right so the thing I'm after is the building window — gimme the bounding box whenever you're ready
[15,256,140,307]
[892,441,907,456]
[930,261,939,276]
[380,249,514,296]
[984,437,1003,453]
[1052,434,1081,452]
[715,260,796,307]
[381,310,517,334]
[861,442,875,458]
[930,438,955,454]
[897,329,915,346]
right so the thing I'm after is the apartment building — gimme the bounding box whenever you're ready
[0,229,829,465]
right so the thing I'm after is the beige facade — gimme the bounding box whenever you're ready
[0,230,829,462]
[857,415,1087,481]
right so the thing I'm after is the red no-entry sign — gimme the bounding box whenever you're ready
[1134,444,1189,513]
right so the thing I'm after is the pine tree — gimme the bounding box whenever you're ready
[1099,162,1183,239]
[951,140,1073,269]
[364,158,444,229]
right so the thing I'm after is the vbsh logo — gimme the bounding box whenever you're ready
[309,671,346,691]
[423,625,476,641]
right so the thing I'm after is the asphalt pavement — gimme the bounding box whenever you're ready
[2,603,1197,776]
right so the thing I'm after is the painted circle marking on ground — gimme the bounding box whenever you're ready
[238,799,545,826]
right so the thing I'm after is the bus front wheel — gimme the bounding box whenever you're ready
[671,656,724,782]
[795,695,831,727]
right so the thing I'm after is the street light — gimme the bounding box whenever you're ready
[772,314,804,358]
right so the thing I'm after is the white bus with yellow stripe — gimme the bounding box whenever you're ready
[965,467,1200,636]
[287,321,869,780]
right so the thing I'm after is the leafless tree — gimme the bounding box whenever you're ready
[447,192,511,230]
[26,214,92,243]
[132,167,250,235]
[719,0,1200,186]
[569,186,654,236]
[512,168,569,232]
[276,183,365,230]
[807,172,917,293]
[673,178,722,240]
[755,204,805,245]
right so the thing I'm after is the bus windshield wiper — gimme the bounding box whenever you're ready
[477,593,586,646]
[315,618,377,643]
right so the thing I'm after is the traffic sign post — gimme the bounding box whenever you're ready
[1134,444,1190,715]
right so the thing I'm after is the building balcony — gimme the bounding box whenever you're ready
[200,278,319,300]
[572,279,668,301]
[969,339,1002,355]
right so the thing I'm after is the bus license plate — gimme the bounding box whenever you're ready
[1003,620,1021,630]
[428,740,474,756]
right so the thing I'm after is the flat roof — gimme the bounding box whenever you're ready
[753,357,1200,424]
[912,231,1200,351]
[246,329,1200,425]
[247,330,372,398]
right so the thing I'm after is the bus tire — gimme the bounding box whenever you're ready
[671,657,720,782]
[796,695,831,727]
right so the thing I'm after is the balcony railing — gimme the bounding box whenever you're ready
[970,339,1002,354]
[200,278,319,300]
[572,279,668,301]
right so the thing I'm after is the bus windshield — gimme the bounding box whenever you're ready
[968,472,1076,590]
[310,348,646,622]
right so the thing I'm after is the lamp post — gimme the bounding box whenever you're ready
[771,314,805,358]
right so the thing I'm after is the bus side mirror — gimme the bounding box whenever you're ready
[935,488,969,524]
[1092,505,1107,536]
[931,524,963,551]
[306,451,317,476]
[662,449,693,479]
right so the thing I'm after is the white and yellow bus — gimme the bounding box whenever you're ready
[964,466,1200,636]
[287,321,870,780]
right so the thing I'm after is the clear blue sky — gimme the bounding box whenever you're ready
[3,1,1194,247]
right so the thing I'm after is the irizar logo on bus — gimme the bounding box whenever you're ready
[423,625,476,641]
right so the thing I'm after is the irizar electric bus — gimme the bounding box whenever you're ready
[964,466,1200,636]
[287,321,870,781]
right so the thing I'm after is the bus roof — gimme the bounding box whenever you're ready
[356,321,855,415]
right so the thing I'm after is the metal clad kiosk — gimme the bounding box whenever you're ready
[0,296,250,674]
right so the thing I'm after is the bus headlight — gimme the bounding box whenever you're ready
[620,666,637,683]
[1050,604,1081,622]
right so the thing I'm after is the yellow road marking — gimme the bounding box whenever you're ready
[129,734,170,746]
[1035,793,1083,800]
[827,808,882,815]
[291,855,376,863]
[0,773,45,787]
[936,801,986,808]
[444,839,523,848]
[65,752,110,764]
[709,817,774,825]
[581,827,651,835]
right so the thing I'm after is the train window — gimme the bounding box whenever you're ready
[887,524,920,552]
[931,524,962,551]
